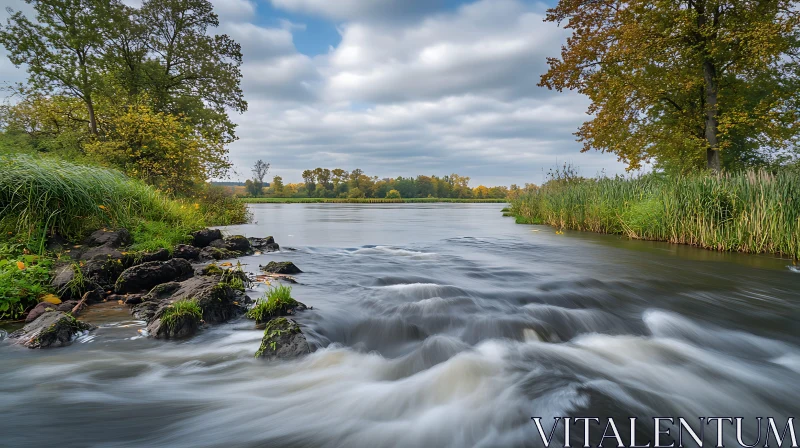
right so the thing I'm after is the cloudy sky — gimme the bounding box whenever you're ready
[1,0,629,186]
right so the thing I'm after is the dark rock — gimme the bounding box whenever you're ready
[173,244,200,260]
[209,239,226,249]
[81,287,106,305]
[191,228,222,248]
[106,294,145,305]
[208,236,251,254]
[26,302,58,323]
[141,282,182,302]
[131,301,161,321]
[255,318,310,359]
[248,236,274,249]
[115,258,193,294]
[224,235,251,253]
[133,275,245,332]
[56,300,80,313]
[146,303,201,339]
[82,245,124,261]
[84,228,131,248]
[260,261,303,275]
[9,311,95,349]
[264,242,280,252]
[199,246,239,261]
[132,248,171,264]
[82,257,125,290]
[51,265,77,299]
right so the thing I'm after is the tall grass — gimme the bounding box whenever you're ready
[509,171,800,259]
[0,154,205,248]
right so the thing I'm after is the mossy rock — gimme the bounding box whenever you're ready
[9,311,95,349]
[255,318,310,359]
[260,261,302,275]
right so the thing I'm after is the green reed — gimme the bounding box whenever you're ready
[509,171,800,259]
[0,153,204,248]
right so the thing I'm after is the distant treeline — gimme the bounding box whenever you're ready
[237,167,536,200]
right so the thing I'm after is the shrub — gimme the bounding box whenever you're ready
[385,189,401,199]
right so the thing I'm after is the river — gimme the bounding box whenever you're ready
[1,203,799,447]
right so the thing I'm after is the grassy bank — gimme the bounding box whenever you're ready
[242,197,508,204]
[0,154,250,319]
[508,171,800,259]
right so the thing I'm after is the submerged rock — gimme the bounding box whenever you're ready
[115,258,193,294]
[172,244,200,260]
[260,261,302,275]
[255,318,310,359]
[10,311,95,349]
[191,228,222,248]
[248,236,279,252]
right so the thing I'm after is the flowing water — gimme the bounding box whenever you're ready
[1,203,799,447]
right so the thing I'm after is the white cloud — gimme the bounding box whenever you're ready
[269,0,445,22]
[224,0,625,184]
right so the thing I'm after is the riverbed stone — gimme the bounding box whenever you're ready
[84,228,131,248]
[173,244,200,260]
[255,318,310,359]
[199,246,239,261]
[191,228,222,248]
[115,258,193,294]
[10,311,95,349]
[26,302,58,323]
[260,261,303,275]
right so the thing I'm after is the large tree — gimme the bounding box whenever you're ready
[540,0,800,172]
[0,0,119,135]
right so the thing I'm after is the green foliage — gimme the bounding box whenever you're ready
[0,254,52,320]
[385,189,401,199]
[160,299,203,330]
[246,285,297,323]
[0,0,246,193]
[509,171,800,258]
[541,0,800,172]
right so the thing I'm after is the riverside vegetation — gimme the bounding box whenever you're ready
[508,168,800,259]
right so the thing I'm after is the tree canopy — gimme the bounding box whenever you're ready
[541,0,800,172]
[0,0,246,193]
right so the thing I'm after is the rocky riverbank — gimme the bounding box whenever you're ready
[7,228,311,358]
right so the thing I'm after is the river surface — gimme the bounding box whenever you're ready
[1,203,799,447]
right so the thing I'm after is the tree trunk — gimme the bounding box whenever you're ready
[703,59,720,172]
[86,97,98,136]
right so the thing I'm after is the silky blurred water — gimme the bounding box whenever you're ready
[1,203,798,447]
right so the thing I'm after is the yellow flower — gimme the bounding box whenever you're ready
[98,205,107,210]
[16,261,25,270]
[194,203,200,210]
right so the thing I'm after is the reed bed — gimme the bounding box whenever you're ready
[0,154,204,246]
[509,171,800,258]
